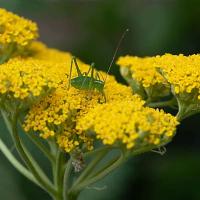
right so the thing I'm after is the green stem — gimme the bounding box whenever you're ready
[66,192,79,200]
[87,153,122,180]
[27,131,55,163]
[0,138,39,186]
[53,149,65,200]
[176,105,185,121]
[146,98,177,108]
[1,110,12,134]
[65,147,110,200]
[10,113,56,197]
[175,100,197,121]
[63,158,73,200]
[72,147,108,187]
[74,150,124,192]
[75,144,167,192]
[18,119,55,163]
[1,110,61,198]
[69,144,168,196]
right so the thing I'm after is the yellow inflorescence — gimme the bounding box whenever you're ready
[0,8,38,47]
[117,55,165,88]
[77,100,178,149]
[157,54,200,98]
[117,54,200,100]
[0,57,64,100]
[23,72,141,152]
[24,42,140,152]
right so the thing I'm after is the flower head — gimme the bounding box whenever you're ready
[117,56,164,87]
[0,8,38,54]
[23,69,140,152]
[0,57,64,110]
[117,53,200,120]
[117,55,170,100]
[77,100,178,150]
[156,54,200,120]
[157,54,200,97]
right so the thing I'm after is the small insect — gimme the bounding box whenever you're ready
[68,58,106,100]
[71,149,85,173]
[68,29,129,100]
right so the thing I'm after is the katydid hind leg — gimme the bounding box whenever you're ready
[73,57,82,76]
[88,63,95,90]
[68,58,74,90]
[85,65,92,76]
[96,72,102,81]
[98,72,105,82]
[91,63,95,79]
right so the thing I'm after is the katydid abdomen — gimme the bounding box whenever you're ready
[71,76,104,92]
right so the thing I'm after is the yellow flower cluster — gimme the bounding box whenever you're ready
[0,8,38,47]
[117,55,166,88]
[0,57,64,101]
[157,54,200,99]
[117,54,200,101]
[23,72,139,152]
[22,43,178,152]
[77,100,178,149]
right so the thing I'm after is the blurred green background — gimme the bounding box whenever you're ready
[0,0,200,199]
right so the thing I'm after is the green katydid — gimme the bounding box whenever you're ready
[68,29,129,99]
